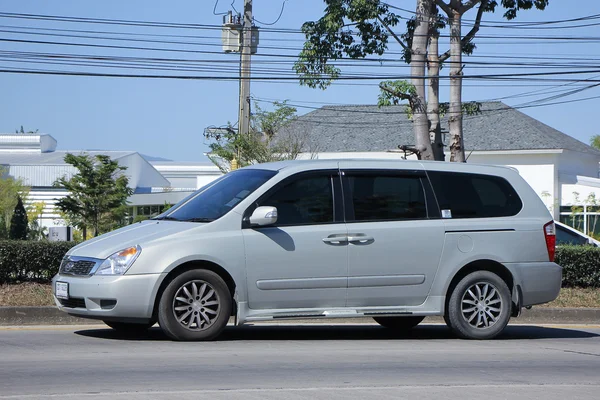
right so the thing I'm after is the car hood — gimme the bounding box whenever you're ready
[68,220,203,259]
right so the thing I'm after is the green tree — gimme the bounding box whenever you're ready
[9,196,28,240]
[26,201,47,241]
[295,0,549,161]
[205,101,310,172]
[15,125,39,134]
[0,167,30,239]
[54,154,133,237]
[590,135,600,150]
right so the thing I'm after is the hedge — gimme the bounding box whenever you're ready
[0,241,598,288]
[0,240,77,284]
[555,245,600,288]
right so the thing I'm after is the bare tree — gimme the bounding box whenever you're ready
[435,0,550,161]
[411,0,436,160]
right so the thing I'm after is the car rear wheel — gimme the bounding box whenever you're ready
[373,316,425,330]
[446,270,511,340]
[158,269,232,341]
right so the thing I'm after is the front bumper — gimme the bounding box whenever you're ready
[505,262,562,307]
[52,273,164,323]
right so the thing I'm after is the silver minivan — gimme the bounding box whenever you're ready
[53,159,561,340]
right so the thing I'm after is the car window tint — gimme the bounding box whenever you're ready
[556,225,589,246]
[260,175,334,225]
[428,171,522,218]
[347,175,427,221]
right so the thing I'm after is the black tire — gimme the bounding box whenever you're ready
[103,321,154,334]
[158,269,232,341]
[373,316,425,330]
[446,271,511,340]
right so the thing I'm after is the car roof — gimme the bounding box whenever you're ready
[242,159,517,175]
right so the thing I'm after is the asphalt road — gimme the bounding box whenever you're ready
[1,323,600,400]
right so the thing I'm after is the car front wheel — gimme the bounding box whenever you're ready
[158,269,232,341]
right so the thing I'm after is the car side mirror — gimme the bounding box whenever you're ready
[249,206,278,227]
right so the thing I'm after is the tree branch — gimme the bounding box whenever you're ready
[462,0,487,46]
[435,0,452,15]
[438,0,487,63]
[379,83,413,102]
[376,16,409,52]
[463,0,481,12]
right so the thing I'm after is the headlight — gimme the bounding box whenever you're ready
[95,245,141,275]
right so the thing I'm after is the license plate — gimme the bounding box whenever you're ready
[55,281,69,299]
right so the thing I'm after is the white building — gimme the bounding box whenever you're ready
[279,101,600,236]
[0,134,220,229]
[4,100,599,236]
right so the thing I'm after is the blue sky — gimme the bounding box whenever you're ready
[1,0,599,161]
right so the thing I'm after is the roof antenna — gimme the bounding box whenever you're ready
[465,149,474,162]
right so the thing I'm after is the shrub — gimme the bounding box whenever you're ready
[0,240,77,284]
[0,241,598,288]
[555,246,600,288]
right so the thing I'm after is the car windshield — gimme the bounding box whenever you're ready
[154,169,277,222]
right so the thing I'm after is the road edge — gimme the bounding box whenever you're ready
[1,306,599,326]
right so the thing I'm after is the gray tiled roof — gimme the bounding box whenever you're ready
[278,101,599,155]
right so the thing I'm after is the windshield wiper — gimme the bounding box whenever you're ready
[152,216,180,221]
[182,217,215,223]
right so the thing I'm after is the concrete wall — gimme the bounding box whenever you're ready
[557,150,600,178]
[25,188,68,229]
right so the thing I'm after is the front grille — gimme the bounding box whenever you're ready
[59,259,96,276]
[58,297,86,308]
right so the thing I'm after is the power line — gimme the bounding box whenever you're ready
[213,0,229,16]
[254,0,288,26]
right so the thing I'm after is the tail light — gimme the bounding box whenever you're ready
[543,221,556,262]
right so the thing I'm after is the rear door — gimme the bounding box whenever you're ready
[340,166,445,307]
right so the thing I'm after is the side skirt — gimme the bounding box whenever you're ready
[235,296,445,325]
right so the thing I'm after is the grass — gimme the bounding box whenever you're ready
[538,287,600,308]
[0,283,54,307]
[0,283,599,308]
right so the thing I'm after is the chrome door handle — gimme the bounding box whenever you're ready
[322,235,348,244]
[347,234,374,243]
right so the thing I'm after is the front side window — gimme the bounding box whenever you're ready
[346,174,427,221]
[259,175,334,226]
[158,169,276,222]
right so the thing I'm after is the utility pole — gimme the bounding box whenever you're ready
[238,0,253,138]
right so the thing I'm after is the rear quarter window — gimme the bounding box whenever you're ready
[427,171,522,218]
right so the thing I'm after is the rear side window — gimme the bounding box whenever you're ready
[427,171,522,218]
[346,174,427,221]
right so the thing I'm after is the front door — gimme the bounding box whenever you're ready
[340,167,445,307]
[243,170,348,310]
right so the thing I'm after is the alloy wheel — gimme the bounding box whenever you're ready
[172,280,220,331]
[460,282,503,329]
